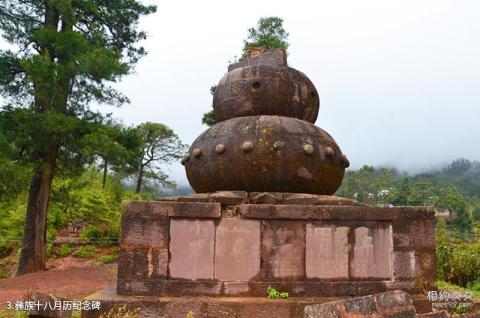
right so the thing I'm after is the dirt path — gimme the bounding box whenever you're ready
[0,263,116,306]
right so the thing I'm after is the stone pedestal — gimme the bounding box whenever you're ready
[117,192,436,298]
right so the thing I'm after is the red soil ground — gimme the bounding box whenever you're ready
[0,259,116,306]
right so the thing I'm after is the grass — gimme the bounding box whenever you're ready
[0,309,28,318]
[98,254,117,264]
[72,245,97,258]
[436,280,480,300]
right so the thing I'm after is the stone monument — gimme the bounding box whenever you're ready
[84,48,437,318]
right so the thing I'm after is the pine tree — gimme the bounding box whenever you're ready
[0,0,156,275]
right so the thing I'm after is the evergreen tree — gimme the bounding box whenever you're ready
[242,16,289,58]
[0,0,156,275]
[132,122,187,193]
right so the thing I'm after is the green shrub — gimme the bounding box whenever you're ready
[436,225,480,287]
[266,287,289,299]
[73,245,97,258]
[467,281,480,292]
[57,244,72,257]
[46,243,53,258]
[99,254,117,264]
[80,224,119,245]
[447,244,480,286]
[0,269,7,279]
[80,226,103,243]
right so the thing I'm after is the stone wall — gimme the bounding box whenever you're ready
[117,192,436,297]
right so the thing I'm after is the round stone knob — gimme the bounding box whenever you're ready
[241,141,254,152]
[215,144,226,154]
[192,148,202,158]
[302,144,314,155]
[325,146,335,158]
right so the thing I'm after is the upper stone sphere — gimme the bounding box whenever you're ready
[212,48,320,124]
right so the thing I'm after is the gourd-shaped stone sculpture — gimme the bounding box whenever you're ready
[183,48,349,194]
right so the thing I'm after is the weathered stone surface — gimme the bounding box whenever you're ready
[120,216,169,247]
[249,192,283,204]
[117,280,158,296]
[223,282,250,296]
[123,200,150,214]
[283,193,363,206]
[331,281,387,297]
[304,291,416,318]
[239,204,421,220]
[414,251,436,291]
[228,47,287,72]
[163,281,222,296]
[350,225,392,279]
[222,205,239,217]
[152,201,221,218]
[393,251,416,279]
[410,219,436,249]
[215,218,261,281]
[305,224,349,279]
[393,232,411,249]
[117,247,168,281]
[169,219,215,280]
[261,221,306,279]
[376,290,414,315]
[211,191,248,205]
[386,280,416,293]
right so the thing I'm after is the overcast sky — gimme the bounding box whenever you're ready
[10,0,480,186]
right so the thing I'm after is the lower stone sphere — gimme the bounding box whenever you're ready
[184,116,346,194]
[213,65,319,123]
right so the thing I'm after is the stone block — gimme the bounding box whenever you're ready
[228,48,287,71]
[117,280,158,296]
[117,247,168,280]
[332,281,387,297]
[415,251,436,291]
[261,220,305,279]
[215,218,261,281]
[223,282,250,296]
[249,192,283,204]
[304,291,416,318]
[305,224,349,279]
[123,201,149,215]
[386,280,416,293]
[210,191,248,205]
[393,232,411,249]
[120,216,169,248]
[169,219,215,280]
[149,201,174,215]
[153,201,221,218]
[239,204,401,221]
[393,251,416,279]
[163,281,222,296]
[350,225,392,279]
[375,289,413,312]
[410,219,436,249]
[283,193,362,206]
